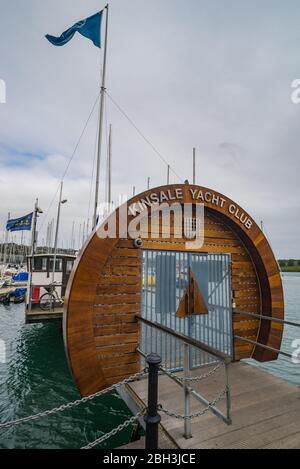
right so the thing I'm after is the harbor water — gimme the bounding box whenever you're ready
[0,308,137,449]
[0,273,299,449]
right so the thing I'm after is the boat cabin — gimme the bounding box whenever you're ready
[26,253,76,307]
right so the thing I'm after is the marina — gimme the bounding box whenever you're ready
[0,273,299,449]
[1,0,300,453]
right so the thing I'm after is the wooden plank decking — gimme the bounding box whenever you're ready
[25,306,63,323]
[126,362,300,449]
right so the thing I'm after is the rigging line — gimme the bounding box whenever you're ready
[61,94,100,181]
[106,91,183,183]
[39,94,100,234]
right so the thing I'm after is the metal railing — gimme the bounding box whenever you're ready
[234,310,300,360]
[136,314,232,438]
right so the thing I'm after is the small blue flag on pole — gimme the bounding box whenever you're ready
[46,11,103,48]
[6,213,33,232]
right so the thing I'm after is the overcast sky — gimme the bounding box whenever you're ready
[0,0,300,257]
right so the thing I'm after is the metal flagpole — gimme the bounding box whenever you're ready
[79,224,82,250]
[82,221,86,245]
[31,201,38,257]
[71,221,75,251]
[4,212,10,264]
[28,200,39,313]
[193,148,196,185]
[52,182,66,283]
[93,4,109,230]
[108,124,112,205]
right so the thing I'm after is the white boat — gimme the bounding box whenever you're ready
[26,253,76,310]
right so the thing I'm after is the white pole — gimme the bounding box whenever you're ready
[93,4,109,230]
[193,148,196,185]
[108,124,112,205]
[82,221,86,245]
[167,165,170,185]
[52,182,63,284]
[31,201,38,257]
[71,221,75,251]
[79,224,82,250]
[4,212,10,264]
[28,200,39,313]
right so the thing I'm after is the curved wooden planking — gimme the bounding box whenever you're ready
[64,184,284,396]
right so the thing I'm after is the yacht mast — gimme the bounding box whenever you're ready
[93,4,109,229]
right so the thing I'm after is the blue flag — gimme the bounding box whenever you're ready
[46,11,103,48]
[6,213,33,232]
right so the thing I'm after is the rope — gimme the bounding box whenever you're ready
[106,91,183,182]
[39,93,100,234]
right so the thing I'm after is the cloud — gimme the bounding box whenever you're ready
[0,0,300,257]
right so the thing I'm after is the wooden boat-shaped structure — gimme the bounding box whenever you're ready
[64,184,284,397]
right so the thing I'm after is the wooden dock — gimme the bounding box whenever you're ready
[125,362,300,449]
[25,307,63,324]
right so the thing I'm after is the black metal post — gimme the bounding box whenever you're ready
[144,353,161,450]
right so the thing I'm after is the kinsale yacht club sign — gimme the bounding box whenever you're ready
[96,184,254,248]
[127,186,254,231]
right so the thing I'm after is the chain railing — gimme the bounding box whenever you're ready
[0,346,232,449]
[0,370,147,431]
[162,361,223,384]
[82,410,146,450]
[158,387,227,420]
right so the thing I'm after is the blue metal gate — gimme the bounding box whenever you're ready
[140,250,233,370]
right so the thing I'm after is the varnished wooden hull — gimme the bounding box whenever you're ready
[64,185,284,396]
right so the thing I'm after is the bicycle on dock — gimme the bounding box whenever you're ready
[39,282,64,311]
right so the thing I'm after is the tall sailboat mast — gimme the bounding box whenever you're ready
[93,4,109,230]
[108,124,112,205]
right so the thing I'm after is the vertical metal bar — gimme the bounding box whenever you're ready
[193,148,196,185]
[225,362,232,425]
[220,255,225,353]
[93,4,109,229]
[217,255,221,353]
[183,343,192,439]
[144,353,162,449]
[228,254,233,356]
[169,253,172,370]
[150,251,152,355]
[140,251,144,363]
[224,254,230,355]
[145,250,149,356]
[163,254,167,367]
